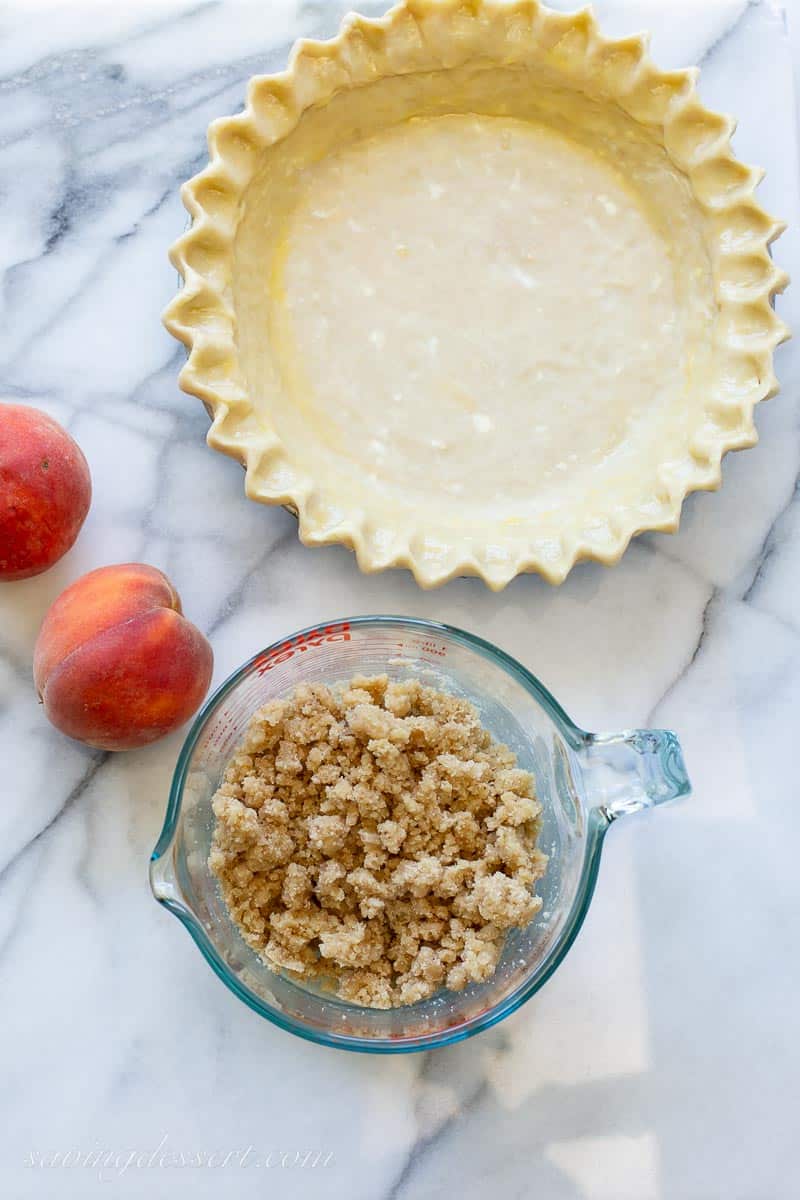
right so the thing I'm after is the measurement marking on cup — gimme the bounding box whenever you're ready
[252,623,352,674]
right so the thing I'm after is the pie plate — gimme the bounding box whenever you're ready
[163,0,789,589]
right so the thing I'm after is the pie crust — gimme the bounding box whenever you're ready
[164,0,789,589]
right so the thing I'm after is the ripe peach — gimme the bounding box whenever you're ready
[0,404,91,580]
[33,563,213,751]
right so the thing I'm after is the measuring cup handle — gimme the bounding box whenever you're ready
[579,729,691,821]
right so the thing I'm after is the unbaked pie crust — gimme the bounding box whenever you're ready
[164,0,789,589]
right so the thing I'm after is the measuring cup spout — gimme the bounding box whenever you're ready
[150,842,179,903]
[579,729,690,821]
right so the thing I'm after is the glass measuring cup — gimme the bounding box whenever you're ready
[150,616,689,1053]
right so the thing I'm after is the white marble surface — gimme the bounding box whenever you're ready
[1,0,798,1196]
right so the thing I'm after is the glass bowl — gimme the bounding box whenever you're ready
[150,616,689,1053]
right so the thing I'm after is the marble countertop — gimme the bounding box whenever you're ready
[1,1,798,1196]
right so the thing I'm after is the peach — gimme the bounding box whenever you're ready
[34,563,213,751]
[0,404,91,580]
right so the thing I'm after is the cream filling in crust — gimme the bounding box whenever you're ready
[170,8,785,587]
[235,75,717,540]
[274,113,687,506]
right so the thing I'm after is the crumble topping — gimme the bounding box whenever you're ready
[209,675,547,1008]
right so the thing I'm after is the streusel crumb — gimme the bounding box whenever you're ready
[209,676,547,1008]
